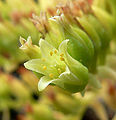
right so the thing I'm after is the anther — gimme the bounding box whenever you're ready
[50,51,53,56]
[58,68,61,74]
[60,57,65,61]
[60,53,64,57]
[43,66,47,70]
[54,50,57,54]
[49,73,54,78]
[42,58,46,62]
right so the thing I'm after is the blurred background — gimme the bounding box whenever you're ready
[0,0,116,120]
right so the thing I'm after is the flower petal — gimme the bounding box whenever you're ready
[39,39,55,59]
[24,59,58,76]
[38,76,55,91]
[39,38,66,67]
[59,40,89,84]
[52,67,87,93]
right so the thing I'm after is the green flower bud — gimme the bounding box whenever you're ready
[107,0,116,37]
[84,14,111,64]
[92,6,114,36]
[20,36,41,59]
[31,13,50,38]
[50,15,94,69]
[77,16,101,53]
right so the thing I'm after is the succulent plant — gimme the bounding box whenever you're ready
[0,0,116,119]
[21,0,116,93]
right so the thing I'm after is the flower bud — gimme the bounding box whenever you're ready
[20,36,41,59]
[50,15,94,68]
[30,13,49,38]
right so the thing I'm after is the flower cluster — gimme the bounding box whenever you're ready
[20,0,116,93]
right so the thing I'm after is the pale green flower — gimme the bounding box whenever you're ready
[24,39,89,93]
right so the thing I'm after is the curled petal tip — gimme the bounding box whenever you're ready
[20,36,26,45]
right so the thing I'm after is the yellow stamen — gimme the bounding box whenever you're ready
[49,73,54,78]
[60,57,65,61]
[50,51,53,56]
[42,58,46,62]
[58,68,61,74]
[20,37,26,45]
[54,50,57,54]
[60,53,64,57]
[43,66,47,70]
